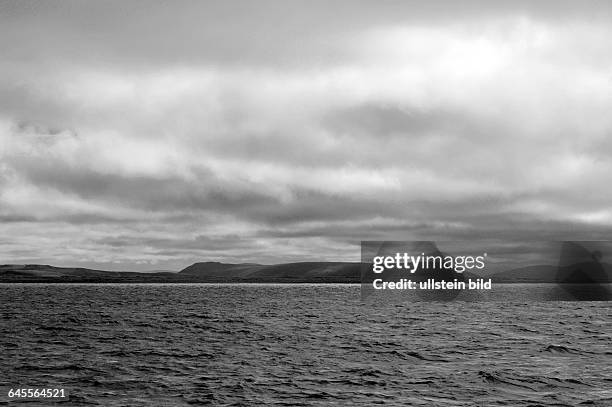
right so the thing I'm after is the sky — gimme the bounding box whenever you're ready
[1,1,612,271]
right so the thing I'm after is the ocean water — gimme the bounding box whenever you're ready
[1,284,611,406]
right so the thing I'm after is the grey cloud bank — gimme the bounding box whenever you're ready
[1,1,612,270]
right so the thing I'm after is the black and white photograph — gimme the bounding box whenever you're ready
[1,1,611,405]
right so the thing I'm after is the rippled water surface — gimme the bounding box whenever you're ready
[1,284,611,406]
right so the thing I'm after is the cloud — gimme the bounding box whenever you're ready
[1,2,612,269]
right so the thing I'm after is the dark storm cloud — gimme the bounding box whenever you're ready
[94,234,253,253]
[2,1,612,269]
[323,104,498,143]
[10,160,276,214]
[0,214,37,223]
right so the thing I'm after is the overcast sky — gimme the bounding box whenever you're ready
[1,1,612,271]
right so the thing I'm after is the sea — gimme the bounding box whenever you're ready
[1,284,611,406]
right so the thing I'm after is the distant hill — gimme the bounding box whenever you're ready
[0,262,362,283]
[0,264,177,283]
[178,261,361,282]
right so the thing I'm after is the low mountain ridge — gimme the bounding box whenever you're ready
[3,261,611,283]
[178,261,361,282]
[0,262,362,283]
[0,264,175,282]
